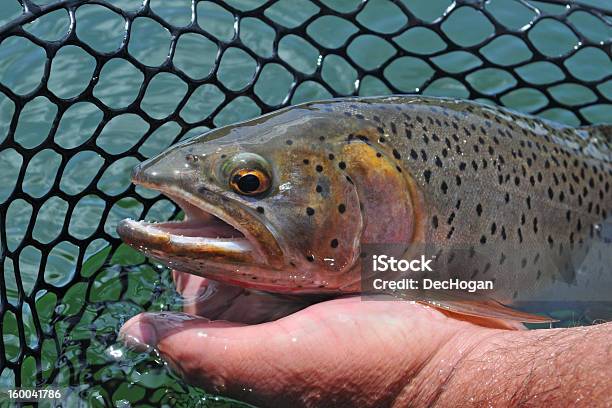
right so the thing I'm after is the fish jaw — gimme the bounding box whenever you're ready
[116,219,256,265]
[116,184,263,271]
[117,212,357,293]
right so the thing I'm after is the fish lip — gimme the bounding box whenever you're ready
[117,177,272,265]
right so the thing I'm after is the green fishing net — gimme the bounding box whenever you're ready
[0,0,610,406]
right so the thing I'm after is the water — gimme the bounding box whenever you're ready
[0,0,610,406]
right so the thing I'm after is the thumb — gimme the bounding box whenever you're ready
[119,311,319,406]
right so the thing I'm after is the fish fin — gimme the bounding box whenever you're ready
[433,307,527,330]
[420,298,557,325]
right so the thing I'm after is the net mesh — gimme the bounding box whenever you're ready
[0,0,610,405]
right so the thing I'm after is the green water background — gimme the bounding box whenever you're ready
[0,0,611,406]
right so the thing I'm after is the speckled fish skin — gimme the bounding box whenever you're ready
[118,96,611,308]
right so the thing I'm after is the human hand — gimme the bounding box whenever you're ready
[120,272,612,407]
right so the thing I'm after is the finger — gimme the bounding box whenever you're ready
[172,270,213,299]
[119,311,313,406]
[172,270,310,323]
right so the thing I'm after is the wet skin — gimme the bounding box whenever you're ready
[120,272,612,408]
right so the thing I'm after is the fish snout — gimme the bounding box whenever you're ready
[130,151,195,188]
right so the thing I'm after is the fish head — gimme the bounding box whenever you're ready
[118,103,417,293]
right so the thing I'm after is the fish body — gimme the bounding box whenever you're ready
[118,96,612,322]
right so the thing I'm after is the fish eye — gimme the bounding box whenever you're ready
[230,168,271,196]
[221,152,272,196]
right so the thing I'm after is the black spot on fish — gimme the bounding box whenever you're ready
[339,162,346,170]
[286,140,293,145]
[316,165,323,172]
[338,204,346,213]
[447,212,455,224]
[393,149,401,160]
[447,227,455,239]
[306,207,315,216]
[440,181,448,194]
[257,206,265,214]
[316,185,323,193]
[328,153,335,160]
[331,239,339,248]
[476,203,483,216]
[432,216,439,229]
[303,159,310,165]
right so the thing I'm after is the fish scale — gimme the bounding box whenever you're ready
[118,96,612,323]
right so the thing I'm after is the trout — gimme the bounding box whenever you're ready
[117,96,612,324]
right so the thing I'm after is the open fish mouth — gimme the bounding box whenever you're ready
[118,189,251,255]
[116,179,265,272]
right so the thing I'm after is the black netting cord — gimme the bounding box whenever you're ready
[0,0,610,397]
